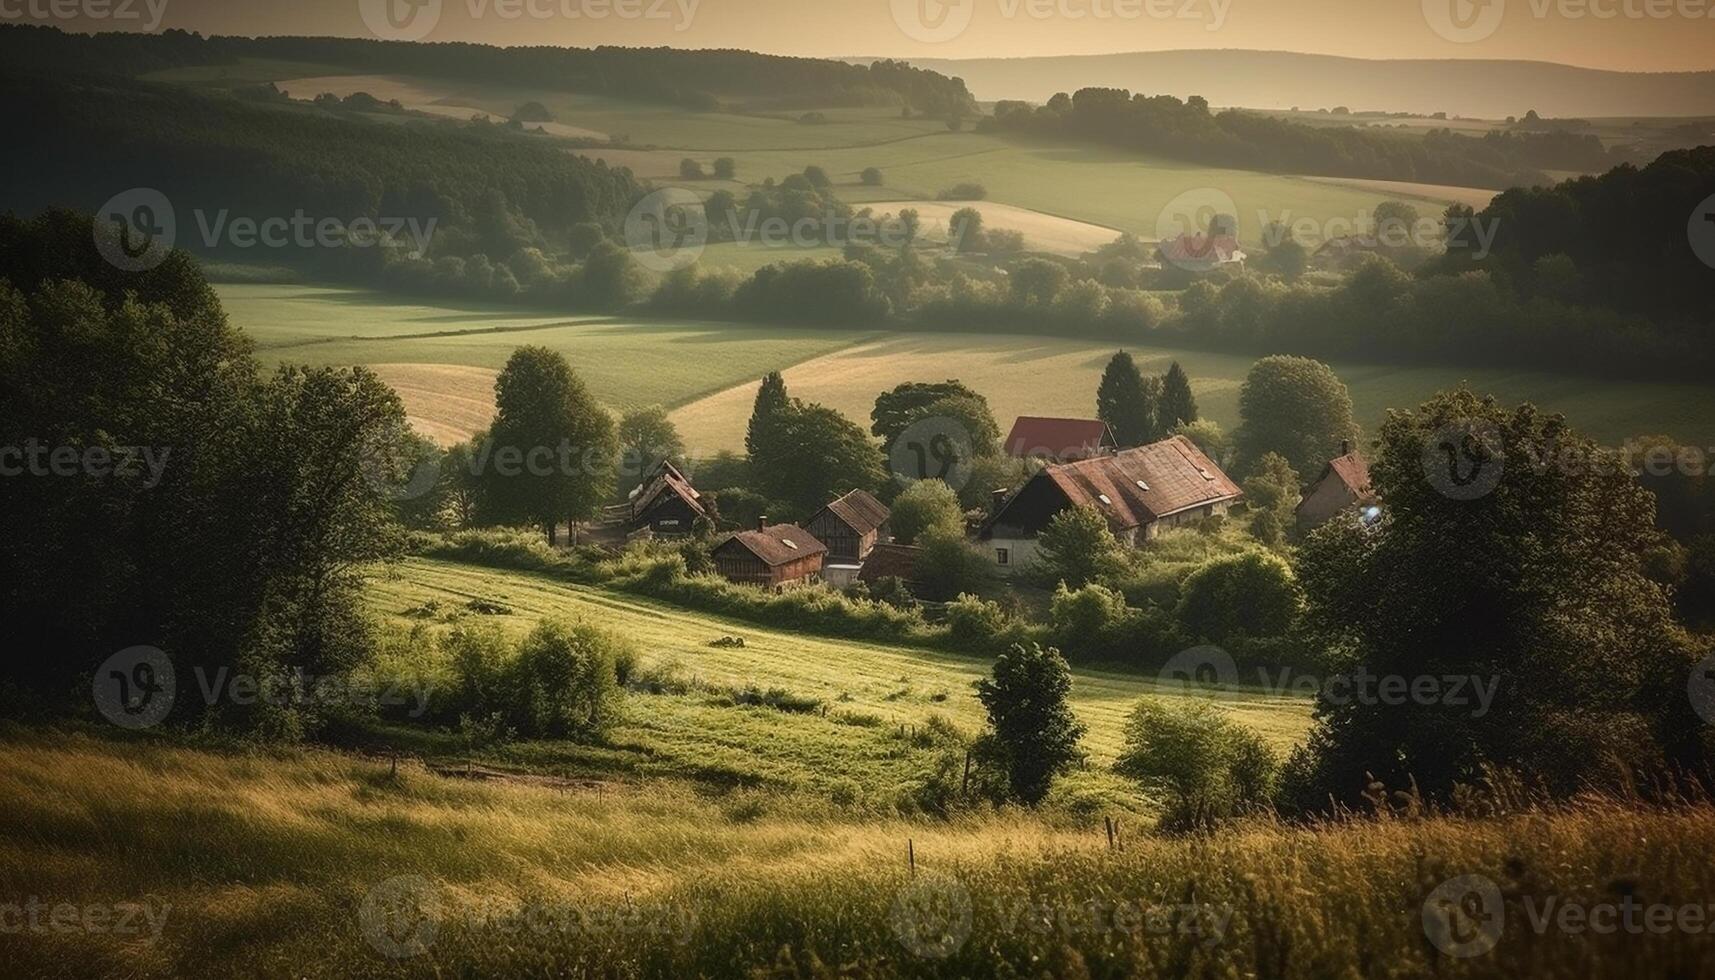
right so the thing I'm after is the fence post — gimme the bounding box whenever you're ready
[908,839,916,876]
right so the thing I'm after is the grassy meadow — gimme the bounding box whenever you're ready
[364,557,1313,808]
[6,727,1713,978]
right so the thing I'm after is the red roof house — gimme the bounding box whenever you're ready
[1004,416,1118,463]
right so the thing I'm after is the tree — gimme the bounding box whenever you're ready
[949,207,985,252]
[1234,356,1359,476]
[890,479,964,545]
[870,380,998,457]
[566,222,606,260]
[974,644,1087,805]
[1116,698,1279,831]
[1242,452,1301,546]
[1096,350,1159,447]
[913,524,992,601]
[1285,388,1708,811]
[753,400,885,517]
[745,372,790,462]
[1372,200,1422,248]
[803,165,832,189]
[617,405,686,495]
[577,240,646,311]
[860,167,883,186]
[1036,506,1123,588]
[1174,419,1230,467]
[712,157,736,180]
[898,208,920,244]
[679,158,705,179]
[1158,361,1199,430]
[1175,550,1302,644]
[485,346,616,544]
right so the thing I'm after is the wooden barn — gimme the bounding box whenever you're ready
[804,489,890,563]
[628,460,707,536]
[712,520,828,587]
[981,435,1242,572]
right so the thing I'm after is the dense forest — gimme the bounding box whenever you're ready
[986,88,1613,189]
[0,25,978,116]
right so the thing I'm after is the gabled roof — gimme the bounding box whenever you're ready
[1306,451,1373,498]
[857,543,921,585]
[1004,417,1117,460]
[1158,233,1245,266]
[992,435,1242,535]
[632,460,706,522]
[715,524,827,567]
[811,489,890,535]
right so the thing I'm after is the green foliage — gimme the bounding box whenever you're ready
[1242,452,1302,546]
[1174,418,1231,468]
[1158,361,1199,429]
[485,346,617,540]
[753,399,885,518]
[944,593,1014,650]
[441,619,625,740]
[1115,698,1280,831]
[888,479,964,545]
[712,157,736,180]
[912,524,992,602]
[860,166,883,186]
[745,372,790,461]
[1048,582,1137,663]
[1036,506,1124,588]
[1175,550,1302,644]
[616,405,686,495]
[975,644,1087,805]
[869,380,998,457]
[1096,350,1161,446]
[1235,355,1359,476]
[1286,387,1709,811]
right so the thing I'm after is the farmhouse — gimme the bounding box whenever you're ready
[804,489,890,562]
[712,520,828,587]
[1004,416,1118,463]
[1157,233,1246,273]
[1296,443,1376,531]
[856,542,921,590]
[981,435,1242,572]
[628,460,707,536]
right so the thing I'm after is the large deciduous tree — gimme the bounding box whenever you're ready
[1234,355,1359,476]
[485,346,616,544]
[1285,388,1710,811]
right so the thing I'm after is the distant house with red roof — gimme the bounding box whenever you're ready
[1296,444,1376,531]
[1004,416,1118,463]
[981,435,1242,572]
[1157,233,1246,273]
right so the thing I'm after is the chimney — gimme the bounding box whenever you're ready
[756,515,768,532]
[1341,440,1351,457]
[991,488,1009,510]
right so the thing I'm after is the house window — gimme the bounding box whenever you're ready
[996,548,1010,566]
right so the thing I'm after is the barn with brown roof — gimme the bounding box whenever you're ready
[804,489,890,562]
[1004,417,1118,462]
[981,435,1242,572]
[712,520,828,587]
[1296,443,1376,531]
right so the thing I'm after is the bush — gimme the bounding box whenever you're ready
[975,644,1086,805]
[937,182,987,201]
[860,167,883,186]
[1047,582,1135,662]
[1114,697,1279,831]
[913,525,992,601]
[1175,550,1302,644]
[507,620,624,740]
[890,479,964,545]
[944,593,1011,650]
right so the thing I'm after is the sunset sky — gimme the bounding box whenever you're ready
[32,0,1715,72]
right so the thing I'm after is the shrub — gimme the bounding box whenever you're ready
[1176,550,1302,643]
[1036,506,1123,588]
[505,620,624,740]
[944,593,1010,650]
[913,525,992,601]
[1115,697,1279,831]
[1047,582,1135,662]
[937,182,987,201]
[890,479,964,545]
[974,644,1087,805]
[860,167,883,186]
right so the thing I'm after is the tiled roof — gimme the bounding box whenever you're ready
[1159,233,1245,265]
[1326,452,1372,495]
[632,460,706,521]
[857,543,921,584]
[814,489,890,535]
[1035,435,1242,532]
[718,525,827,567]
[1004,417,1116,460]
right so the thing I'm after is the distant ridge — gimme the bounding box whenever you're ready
[881,50,1715,119]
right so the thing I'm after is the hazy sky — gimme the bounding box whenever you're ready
[33,0,1715,72]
